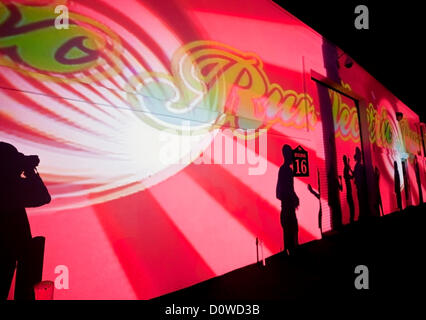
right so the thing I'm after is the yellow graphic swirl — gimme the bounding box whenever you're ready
[366,103,420,156]
[329,88,360,143]
[126,40,318,138]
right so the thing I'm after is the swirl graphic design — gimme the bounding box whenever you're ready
[0,0,122,83]
[329,88,360,143]
[0,0,191,213]
[366,103,420,155]
[1,4,319,213]
[126,40,318,138]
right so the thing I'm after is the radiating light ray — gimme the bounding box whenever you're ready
[28,204,138,300]
[1,0,421,302]
[148,170,272,275]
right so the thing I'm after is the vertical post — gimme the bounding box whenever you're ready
[260,240,265,266]
[256,237,259,264]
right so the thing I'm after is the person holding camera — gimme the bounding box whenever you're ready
[0,142,51,300]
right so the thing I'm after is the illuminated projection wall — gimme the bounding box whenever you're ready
[0,0,424,299]
[329,88,363,224]
[366,101,425,212]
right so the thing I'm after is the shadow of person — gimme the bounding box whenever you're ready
[340,155,355,223]
[394,160,402,211]
[276,144,299,256]
[0,142,51,300]
[374,167,384,216]
[353,147,368,220]
[307,169,322,236]
[414,156,423,205]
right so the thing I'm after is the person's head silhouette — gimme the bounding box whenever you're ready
[0,142,23,180]
[343,155,349,165]
[354,147,362,163]
[282,144,293,165]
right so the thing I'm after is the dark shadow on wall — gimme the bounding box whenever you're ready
[339,155,355,223]
[414,156,424,205]
[0,142,51,300]
[316,39,342,230]
[374,167,384,216]
[276,144,299,255]
[317,38,376,227]
[353,147,369,220]
[307,169,322,236]
[394,160,402,211]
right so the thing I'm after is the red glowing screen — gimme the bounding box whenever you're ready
[0,0,424,299]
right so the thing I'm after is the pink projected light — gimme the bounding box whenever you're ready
[1,0,423,300]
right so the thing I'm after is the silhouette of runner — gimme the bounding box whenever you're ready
[276,144,299,256]
[374,167,384,216]
[353,147,368,219]
[0,142,51,300]
[394,160,402,211]
[339,155,355,223]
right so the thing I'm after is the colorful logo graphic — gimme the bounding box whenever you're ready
[366,103,420,155]
[367,103,395,149]
[126,41,318,137]
[0,1,122,83]
[329,88,360,143]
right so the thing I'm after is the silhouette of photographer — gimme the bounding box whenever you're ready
[276,144,299,256]
[0,142,51,300]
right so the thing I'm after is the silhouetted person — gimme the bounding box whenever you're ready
[414,156,423,205]
[394,160,402,211]
[338,155,355,223]
[276,144,299,256]
[308,169,322,235]
[0,142,51,300]
[374,167,384,216]
[353,147,368,220]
